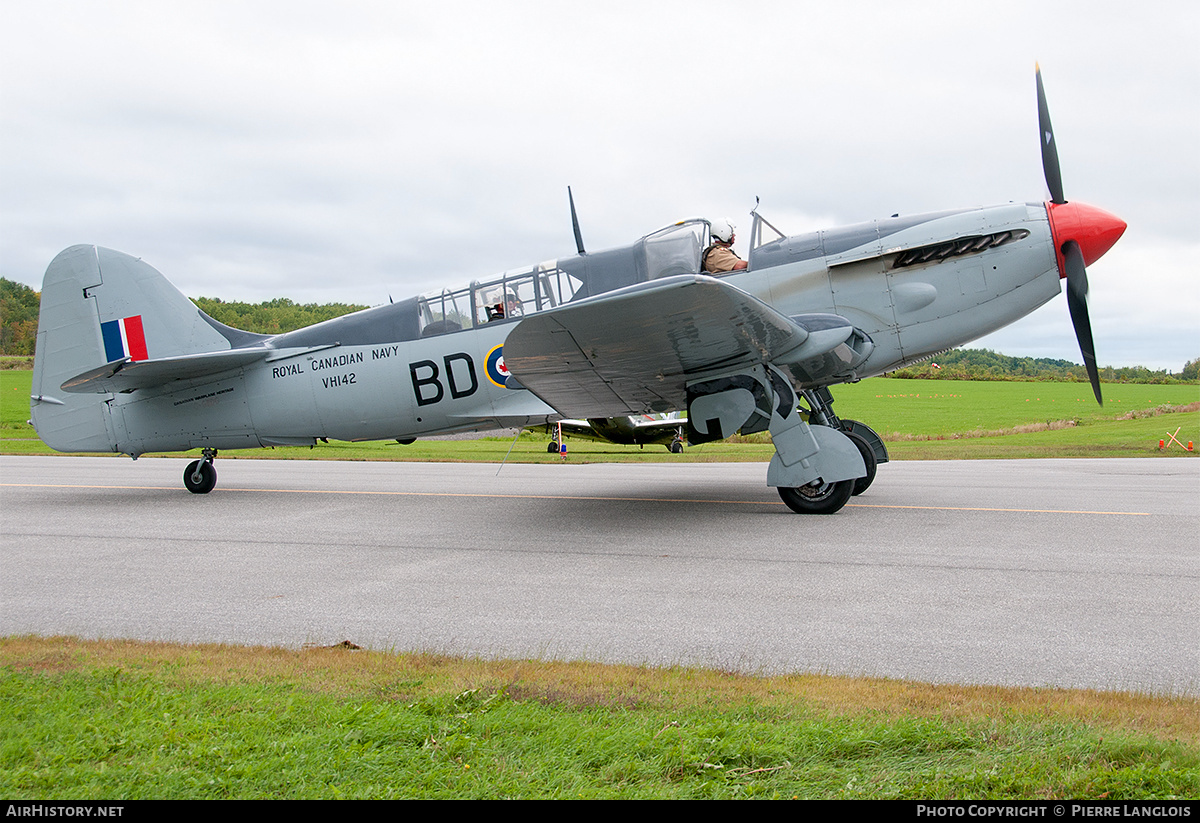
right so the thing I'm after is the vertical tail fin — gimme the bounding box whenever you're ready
[30,245,237,453]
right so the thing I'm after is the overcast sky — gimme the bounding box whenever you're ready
[2,1,1197,371]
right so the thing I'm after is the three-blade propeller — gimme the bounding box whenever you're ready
[1037,66,1109,405]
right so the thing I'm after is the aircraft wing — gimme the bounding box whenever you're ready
[503,274,819,418]
[525,419,621,445]
[619,416,687,443]
[557,419,602,439]
[61,348,272,393]
[553,415,685,446]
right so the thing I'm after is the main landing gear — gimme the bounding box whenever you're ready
[771,388,889,514]
[687,366,885,515]
[183,448,218,494]
[789,387,888,503]
[777,477,855,515]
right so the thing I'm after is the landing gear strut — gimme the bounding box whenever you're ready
[800,388,885,496]
[688,366,868,515]
[183,448,218,494]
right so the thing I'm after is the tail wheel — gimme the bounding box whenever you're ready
[844,430,877,496]
[669,438,684,454]
[777,478,854,514]
[183,460,217,494]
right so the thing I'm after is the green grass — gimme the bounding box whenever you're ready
[831,379,1199,459]
[832,379,1198,435]
[5,368,1197,460]
[2,637,1196,800]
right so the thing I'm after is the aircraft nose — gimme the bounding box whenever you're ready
[1047,200,1127,273]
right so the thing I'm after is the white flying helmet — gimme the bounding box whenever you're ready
[710,217,736,243]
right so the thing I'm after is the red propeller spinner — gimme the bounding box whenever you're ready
[1046,200,1126,277]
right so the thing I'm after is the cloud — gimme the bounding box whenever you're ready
[2,1,1196,369]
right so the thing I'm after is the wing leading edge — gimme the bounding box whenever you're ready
[502,274,869,419]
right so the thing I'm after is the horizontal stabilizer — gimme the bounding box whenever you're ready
[61,347,270,393]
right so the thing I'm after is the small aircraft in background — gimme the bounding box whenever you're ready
[29,69,1124,513]
[533,413,688,455]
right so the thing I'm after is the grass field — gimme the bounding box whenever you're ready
[2,637,1196,800]
[5,368,1196,461]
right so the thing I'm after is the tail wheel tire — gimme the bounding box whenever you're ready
[844,430,877,496]
[777,478,854,514]
[184,460,217,494]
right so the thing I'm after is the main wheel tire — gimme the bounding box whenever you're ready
[183,460,217,494]
[547,441,559,453]
[777,478,854,514]
[844,430,877,496]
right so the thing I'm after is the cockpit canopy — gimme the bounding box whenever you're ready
[273,214,785,349]
[417,263,585,336]
[416,218,717,337]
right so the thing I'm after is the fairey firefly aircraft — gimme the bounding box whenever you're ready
[534,412,688,455]
[29,70,1125,514]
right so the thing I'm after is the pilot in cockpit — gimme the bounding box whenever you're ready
[486,290,523,322]
[702,217,748,273]
[504,292,523,318]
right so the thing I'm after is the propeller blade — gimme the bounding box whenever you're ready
[1062,240,1102,404]
[1036,66,1066,205]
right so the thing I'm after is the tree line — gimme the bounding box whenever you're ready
[885,347,1199,384]
[0,278,366,356]
[1,277,1196,381]
[192,296,369,336]
[0,279,39,356]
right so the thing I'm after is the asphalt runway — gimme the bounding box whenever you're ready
[2,455,1197,694]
